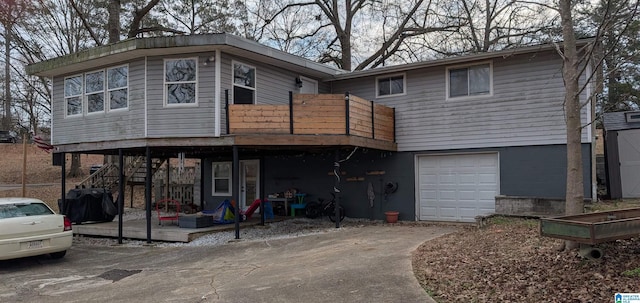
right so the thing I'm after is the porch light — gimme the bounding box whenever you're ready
[204,56,215,65]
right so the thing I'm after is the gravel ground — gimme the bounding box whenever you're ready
[74,208,382,248]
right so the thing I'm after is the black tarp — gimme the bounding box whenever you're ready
[58,188,117,224]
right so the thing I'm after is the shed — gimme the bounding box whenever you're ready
[603,111,640,198]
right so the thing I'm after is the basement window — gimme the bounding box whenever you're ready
[212,162,232,196]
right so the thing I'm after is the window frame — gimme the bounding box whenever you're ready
[445,61,493,100]
[232,60,257,104]
[212,162,232,196]
[64,74,84,117]
[164,57,198,107]
[375,73,406,98]
[107,64,129,111]
[84,70,105,115]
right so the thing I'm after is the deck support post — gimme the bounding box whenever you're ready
[260,155,265,226]
[289,91,294,134]
[370,100,375,139]
[145,146,152,244]
[344,92,350,135]
[334,149,341,229]
[225,89,229,134]
[60,152,66,216]
[118,149,124,244]
[233,145,240,239]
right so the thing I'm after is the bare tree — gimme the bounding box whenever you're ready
[253,0,461,70]
[422,0,556,57]
[550,0,639,249]
[0,0,31,130]
[69,0,178,45]
[590,0,640,113]
[157,0,247,35]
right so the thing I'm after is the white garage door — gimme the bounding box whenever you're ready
[418,153,499,222]
[619,129,640,198]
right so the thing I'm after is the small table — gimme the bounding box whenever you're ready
[268,198,293,216]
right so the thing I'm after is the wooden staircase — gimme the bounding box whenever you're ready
[76,156,166,193]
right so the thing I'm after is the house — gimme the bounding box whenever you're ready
[603,111,640,198]
[26,34,596,225]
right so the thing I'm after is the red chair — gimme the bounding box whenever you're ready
[156,198,181,226]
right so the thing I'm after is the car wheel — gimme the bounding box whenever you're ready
[49,250,67,259]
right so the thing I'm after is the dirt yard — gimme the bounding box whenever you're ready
[0,143,104,210]
[3,142,640,301]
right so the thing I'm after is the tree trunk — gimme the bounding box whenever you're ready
[68,153,83,178]
[559,0,584,251]
[108,0,121,43]
[3,23,12,130]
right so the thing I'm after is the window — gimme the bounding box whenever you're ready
[85,70,105,113]
[448,63,491,98]
[377,74,405,97]
[64,75,83,116]
[165,58,197,105]
[108,65,128,110]
[212,162,232,195]
[233,62,256,104]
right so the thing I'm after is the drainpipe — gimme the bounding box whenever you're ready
[215,49,221,137]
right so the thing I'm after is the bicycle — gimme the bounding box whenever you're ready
[304,193,345,222]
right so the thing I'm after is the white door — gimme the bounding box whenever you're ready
[240,160,260,209]
[299,76,318,94]
[417,153,499,222]
[618,129,640,198]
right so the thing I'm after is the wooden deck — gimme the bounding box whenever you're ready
[228,94,396,151]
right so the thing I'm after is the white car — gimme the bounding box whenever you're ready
[0,198,73,260]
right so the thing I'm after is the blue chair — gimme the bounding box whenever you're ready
[290,194,307,217]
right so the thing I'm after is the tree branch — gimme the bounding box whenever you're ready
[69,0,102,46]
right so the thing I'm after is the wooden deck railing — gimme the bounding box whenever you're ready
[227,93,395,142]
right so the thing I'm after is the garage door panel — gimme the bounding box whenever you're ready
[458,174,478,185]
[420,174,438,185]
[438,174,456,184]
[478,173,498,183]
[438,207,459,219]
[478,190,498,200]
[418,153,498,222]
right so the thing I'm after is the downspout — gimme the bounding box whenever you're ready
[587,63,597,202]
[214,49,221,137]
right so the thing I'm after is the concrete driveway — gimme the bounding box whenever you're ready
[0,224,454,303]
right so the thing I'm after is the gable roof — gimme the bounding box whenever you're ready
[26,33,345,78]
[603,111,640,131]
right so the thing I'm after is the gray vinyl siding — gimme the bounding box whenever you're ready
[219,53,329,135]
[331,51,591,152]
[51,60,146,145]
[146,54,216,137]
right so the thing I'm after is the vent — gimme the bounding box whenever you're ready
[626,112,640,123]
